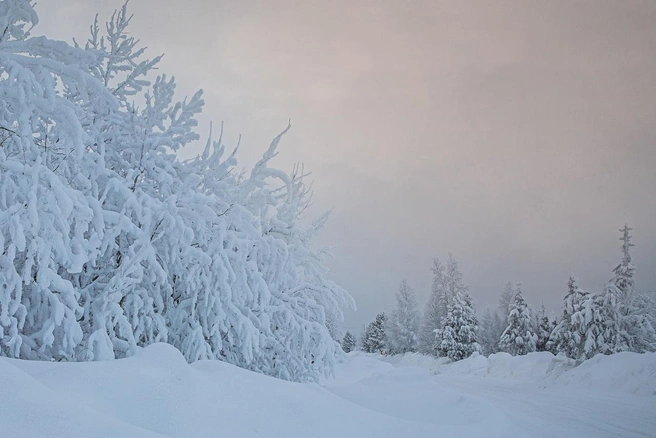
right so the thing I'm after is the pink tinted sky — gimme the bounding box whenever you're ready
[40,0,656,330]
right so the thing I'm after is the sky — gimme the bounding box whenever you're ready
[38,0,656,332]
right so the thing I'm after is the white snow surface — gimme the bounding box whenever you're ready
[2,344,655,437]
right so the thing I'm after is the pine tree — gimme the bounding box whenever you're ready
[428,254,468,355]
[437,291,481,361]
[479,309,503,356]
[498,282,516,327]
[341,331,356,353]
[498,286,537,355]
[578,291,607,359]
[418,258,446,355]
[362,313,387,353]
[610,224,635,311]
[606,225,656,353]
[595,284,631,355]
[535,303,556,353]
[386,280,420,354]
[560,286,623,361]
[548,276,588,358]
[624,292,656,353]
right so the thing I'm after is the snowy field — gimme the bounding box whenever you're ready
[1,344,654,438]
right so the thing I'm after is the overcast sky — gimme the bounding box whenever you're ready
[39,0,656,331]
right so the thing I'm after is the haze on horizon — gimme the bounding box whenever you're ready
[39,0,656,331]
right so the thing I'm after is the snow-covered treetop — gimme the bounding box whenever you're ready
[0,0,38,43]
[611,224,635,300]
[619,224,634,263]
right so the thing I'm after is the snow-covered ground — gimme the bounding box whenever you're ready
[1,344,654,437]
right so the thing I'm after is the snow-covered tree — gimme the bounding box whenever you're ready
[0,0,111,360]
[498,282,516,327]
[421,254,468,356]
[386,280,420,354]
[548,276,589,359]
[548,227,653,360]
[418,258,446,355]
[594,284,631,356]
[341,331,356,353]
[73,6,197,361]
[498,285,537,355]
[479,308,503,356]
[0,0,354,382]
[605,225,656,353]
[444,255,468,299]
[550,278,627,360]
[643,292,656,328]
[535,303,556,353]
[436,291,481,361]
[362,313,387,353]
[610,224,635,311]
[624,292,656,353]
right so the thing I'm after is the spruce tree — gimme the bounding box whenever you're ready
[479,309,503,356]
[341,331,356,353]
[549,276,588,358]
[418,258,446,355]
[430,255,468,355]
[437,291,481,361]
[624,292,656,353]
[535,303,554,353]
[610,224,635,311]
[595,284,631,355]
[362,313,387,353]
[498,282,516,328]
[498,286,537,355]
[579,291,607,359]
[386,279,420,354]
[607,225,656,353]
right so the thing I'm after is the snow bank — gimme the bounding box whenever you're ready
[554,351,656,397]
[0,344,462,437]
[2,345,654,437]
[326,355,516,436]
[377,350,656,397]
[325,351,655,438]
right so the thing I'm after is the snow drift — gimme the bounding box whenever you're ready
[385,350,656,397]
[2,345,655,437]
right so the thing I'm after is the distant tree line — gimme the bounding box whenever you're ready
[348,225,656,362]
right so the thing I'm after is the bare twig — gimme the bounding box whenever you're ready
[0,126,16,135]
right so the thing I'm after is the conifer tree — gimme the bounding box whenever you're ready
[341,331,356,353]
[479,309,503,356]
[535,303,555,353]
[418,258,446,355]
[362,313,387,353]
[437,291,481,361]
[498,286,537,355]
[624,292,656,353]
[386,280,420,354]
[579,291,608,359]
[549,276,588,359]
[610,224,635,311]
[607,225,656,353]
[428,255,468,355]
[498,282,516,327]
[594,284,631,355]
